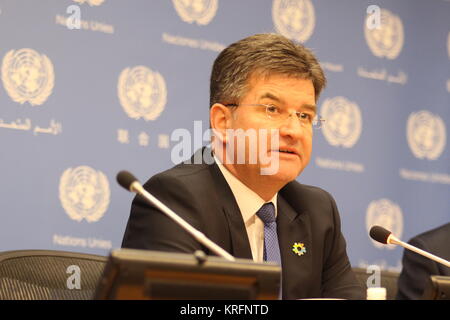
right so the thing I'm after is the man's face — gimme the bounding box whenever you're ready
[225,74,316,186]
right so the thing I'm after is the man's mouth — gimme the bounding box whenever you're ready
[279,149,296,154]
[272,148,299,156]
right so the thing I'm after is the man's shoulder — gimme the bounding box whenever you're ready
[143,161,213,188]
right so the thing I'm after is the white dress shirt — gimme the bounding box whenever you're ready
[214,155,278,262]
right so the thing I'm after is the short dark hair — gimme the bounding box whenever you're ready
[210,33,326,107]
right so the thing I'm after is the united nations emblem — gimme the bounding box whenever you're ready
[172,0,218,26]
[272,0,315,43]
[407,111,446,160]
[73,0,105,6]
[321,96,362,148]
[364,8,404,59]
[118,66,167,121]
[366,199,403,250]
[1,48,55,106]
[59,166,110,223]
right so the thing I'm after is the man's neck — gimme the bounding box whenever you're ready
[221,162,283,202]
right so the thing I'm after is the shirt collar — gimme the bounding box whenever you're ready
[214,155,278,224]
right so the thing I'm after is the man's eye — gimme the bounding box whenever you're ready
[298,112,313,121]
[266,105,280,114]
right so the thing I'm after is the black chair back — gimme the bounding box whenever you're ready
[0,250,107,300]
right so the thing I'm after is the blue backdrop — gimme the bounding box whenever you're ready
[0,0,448,272]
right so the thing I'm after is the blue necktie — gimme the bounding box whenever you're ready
[256,203,281,264]
[257,203,282,298]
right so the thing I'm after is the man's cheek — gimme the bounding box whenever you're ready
[259,129,280,176]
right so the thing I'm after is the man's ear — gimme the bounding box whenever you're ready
[210,103,232,143]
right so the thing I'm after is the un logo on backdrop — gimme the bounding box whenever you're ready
[172,0,218,25]
[407,111,446,160]
[364,8,404,60]
[272,0,315,43]
[73,0,104,6]
[366,199,403,250]
[1,48,55,106]
[321,96,362,148]
[118,66,167,121]
[59,166,110,223]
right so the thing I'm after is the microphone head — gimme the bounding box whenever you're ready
[369,225,392,244]
[116,171,138,192]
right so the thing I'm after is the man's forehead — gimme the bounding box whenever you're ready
[248,73,313,90]
[246,75,315,104]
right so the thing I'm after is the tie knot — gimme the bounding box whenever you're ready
[256,203,276,224]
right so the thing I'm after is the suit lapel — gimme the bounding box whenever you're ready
[207,157,253,260]
[277,195,311,259]
[277,193,313,297]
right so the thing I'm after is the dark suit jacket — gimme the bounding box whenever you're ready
[122,149,364,299]
[396,223,450,300]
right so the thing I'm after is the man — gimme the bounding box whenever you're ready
[122,33,364,299]
[397,223,450,300]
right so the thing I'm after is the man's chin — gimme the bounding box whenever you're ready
[259,165,302,183]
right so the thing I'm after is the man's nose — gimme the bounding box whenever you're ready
[279,114,304,138]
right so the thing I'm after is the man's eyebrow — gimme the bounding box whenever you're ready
[302,104,317,114]
[258,92,284,103]
[259,92,317,113]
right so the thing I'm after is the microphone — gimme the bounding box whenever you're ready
[117,170,139,192]
[369,225,392,245]
[116,170,236,262]
[369,225,450,268]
